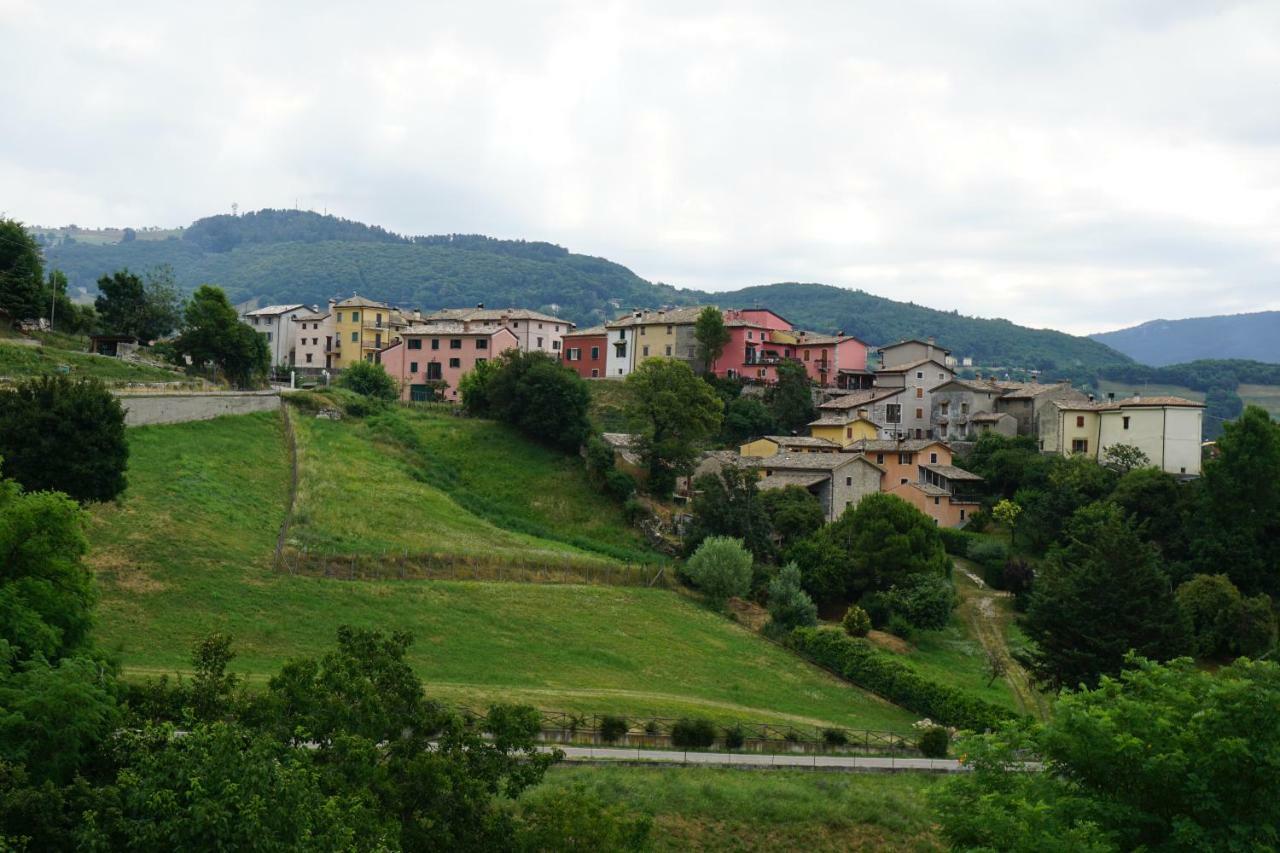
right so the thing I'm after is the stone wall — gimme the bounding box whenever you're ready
[116,390,280,427]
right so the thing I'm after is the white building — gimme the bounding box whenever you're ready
[417,306,573,355]
[291,304,335,372]
[1044,395,1206,476]
[241,304,307,366]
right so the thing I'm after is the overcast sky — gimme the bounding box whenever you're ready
[2,1,1278,334]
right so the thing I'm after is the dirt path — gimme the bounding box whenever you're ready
[954,560,1050,720]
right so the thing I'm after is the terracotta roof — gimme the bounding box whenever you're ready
[969,412,1009,422]
[997,381,1072,399]
[921,463,983,481]
[761,452,873,472]
[875,357,953,375]
[904,482,951,497]
[400,323,509,336]
[334,295,392,309]
[292,310,330,322]
[931,378,1003,394]
[846,438,947,453]
[878,338,951,353]
[424,307,571,325]
[818,388,902,411]
[763,435,841,448]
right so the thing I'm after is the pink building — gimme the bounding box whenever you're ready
[791,332,869,386]
[380,324,518,402]
[709,308,867,388]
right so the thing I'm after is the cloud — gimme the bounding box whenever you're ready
[1,0,1278,334]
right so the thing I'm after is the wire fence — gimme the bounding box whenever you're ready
[274,547,671,588]
[452,705,920,757]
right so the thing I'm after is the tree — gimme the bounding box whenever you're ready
[0,376,128,503]
[0,219,45,321]
[624,358,723,496]
[1024,503,1189,690]
[1100,442,1150,473]
[458,355,501,414]
[934,657,1280,852]
[878,574,956,630]
[1109,467,1190,562]
[480,351,592,451]
[173,285,269,387]
[93,266,180,341]
[684,465,773,560]
[138,264,182,341]
[693,306,730,373]
[685,536,753,608]
[791,493,950,605]
[759,485,824,549]
[765,562,817,631]
[720,396,775,444]
[1176,574,1276,659]
[338,359,398,401]
[764,360,814,434]
[991,498,1021,543]
[1192,406,1280,596]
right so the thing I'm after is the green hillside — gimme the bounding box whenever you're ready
[1091,311,1280,366]
[41,209,1133,373]
[87,410,916,732]
[0,332,186,383]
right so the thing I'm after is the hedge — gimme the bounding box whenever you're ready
[789,627,1019,731]
[938,527,979,558]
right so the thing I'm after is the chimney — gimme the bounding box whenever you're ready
[476,302,484,309]
[857,408,868,419]
[413,308,422,321]
[1107,392,1114,402]
[1088,394,1095,402]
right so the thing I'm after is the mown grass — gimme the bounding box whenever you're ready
[1238,383,1280,417]
[524,765,942,852]
[0,337,184,383]
[88,411,917,732]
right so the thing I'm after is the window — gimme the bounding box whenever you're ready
[934,497,940,505]
[1072,438,1089,453]
[803,351,810,361]
[665,345,672,356]
[666,325,673,334]
[476,338,488,350]
[941,402,949,414]
[410,361,418,374]
[916,371,923,379]
[537,337,544,348]
[591,368,599,377]
[845,476,852,486]
[427,363,442,380]
[960,509,966,520]
[901,478,908,485]
[939,373,945,381]
[351,311,360,321]
[915,387,923,398]
[642,345,650,357]
[1076,415,1085,428]
[515,321,520,328]
[351,331,358,342]
[555,325,560,332]
[747,331,754,340]
[552,339,561,350]
[1123,416,1130,430]
[538,323,543,329]
[640,327,646,336]
[886,404,901,423]
[305,353,313,363]
[266,331,273,342]
[408,339,422,350]
[930,452,938,463]
[337,312,343,322]
[374,334,381,348]
[961,402,969,414]
[915,408,924,419]
[876,453,885,464]
[567,348,579,360]
[846,427,852,439]
[431,338,440,350]
[590,346,599,360]
[450,339,462,349]
[448,358,461,368]
[899,453,911,464]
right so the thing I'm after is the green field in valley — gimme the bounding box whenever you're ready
[1239,383,1280,417]
[88,410,918,732]
[526,765,943,851]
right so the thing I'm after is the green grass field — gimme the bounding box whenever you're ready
[525,765,942,851]
[0,337,185,383]
[587,378,645,433]
[1238,383,1280,417]
[88,410,917,732]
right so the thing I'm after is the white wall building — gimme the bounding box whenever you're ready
[241,304,307,366]
[418,306,573,355]
[1045,395,1205,476]
[291,304,336,372]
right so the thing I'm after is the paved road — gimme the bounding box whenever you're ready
[540,745,965,773]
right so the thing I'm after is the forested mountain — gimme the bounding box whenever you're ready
[43,209,1132,372]
[1091,311,1280,366]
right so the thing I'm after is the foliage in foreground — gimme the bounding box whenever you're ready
[337,358,399,401]
[935,656,1280,852]
[685,536,753,608]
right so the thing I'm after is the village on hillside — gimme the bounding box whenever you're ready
[230,296,1205,531]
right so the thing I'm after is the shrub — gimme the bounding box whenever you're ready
[789,628,1018,731]
[685,536,753,608]
[938,527,971,557]
[599,715,628,743]
[968,539,1008,570]
[917,725,950,758]
[337,360,398,401]
[860,592,893,628]
[1002,558,1034,598]
[964,508,992,532]
[671,718,716,749]
[886,613,916,642]
[822,728,849,747]
[621,495,647,525]
[1236,594,1278,658]
[766,563,818,631]
[643,720,660,736]
[883,575,956,631]
[841,605,871,638]
[1176,574,1278,659]
[604,468,637,501]
[723,724,746,750]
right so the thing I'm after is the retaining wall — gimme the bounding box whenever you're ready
[116,390,281,427]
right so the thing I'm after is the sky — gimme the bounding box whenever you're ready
[2,1,1278,334]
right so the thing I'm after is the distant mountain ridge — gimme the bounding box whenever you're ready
[1091,311,1280,367]
[42,208,1132,373]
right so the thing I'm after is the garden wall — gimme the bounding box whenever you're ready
[116,390,281,427]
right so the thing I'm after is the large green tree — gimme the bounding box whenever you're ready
[174,285,269,387]
[1192,405,1280,596]
[693,306,730,373]
[764,359,815,433]
[93,266,181,341]
[934,657,1280,852]
[1024,503,1189,690]
[624,358,723,496]
[684,465,773,560]
[0,376,128,503]
[473,350,592,451]
[0,219,46,321]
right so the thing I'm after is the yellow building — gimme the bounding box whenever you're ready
[740,435,842,457]
[605,306,708,376]
[330,295,406,369]
[808,413,881,447]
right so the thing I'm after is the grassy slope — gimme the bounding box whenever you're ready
[88,411,916,731]
[1238,383,1280,417]
[526,765,942,852]
[0,337,185,382]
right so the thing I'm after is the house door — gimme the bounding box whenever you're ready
[410,384,432,402]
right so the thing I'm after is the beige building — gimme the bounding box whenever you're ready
[240,304,307,366]
[604,306,707,378]
[419,306,574,355]
[291,306,335,372]
[873,358,955,439]
[756,451,885,522]
[877,338,950,369]
[1043,395,1205,476]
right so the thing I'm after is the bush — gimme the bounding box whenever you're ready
[968,539,1008,571]
[822,728,849,747]
[604,468,637,501]
[599,715,628,743]
[337,360,398,401]
[917,725,950,758]
[882,575,956,631]
[1176,574,1278,659]
[621,495,647,525]
[643,720,660,735]
[789,628,1018,731]
[841,605,871,638]
[938,527,972,557]
[685,536,753,608]
[1002,558,1034,597]
[671,718,717,749]
[766,563,818,631]
[964,508,992,532]
[886,613,917,642]
[860,592,893,628]
[723,724,746,750]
